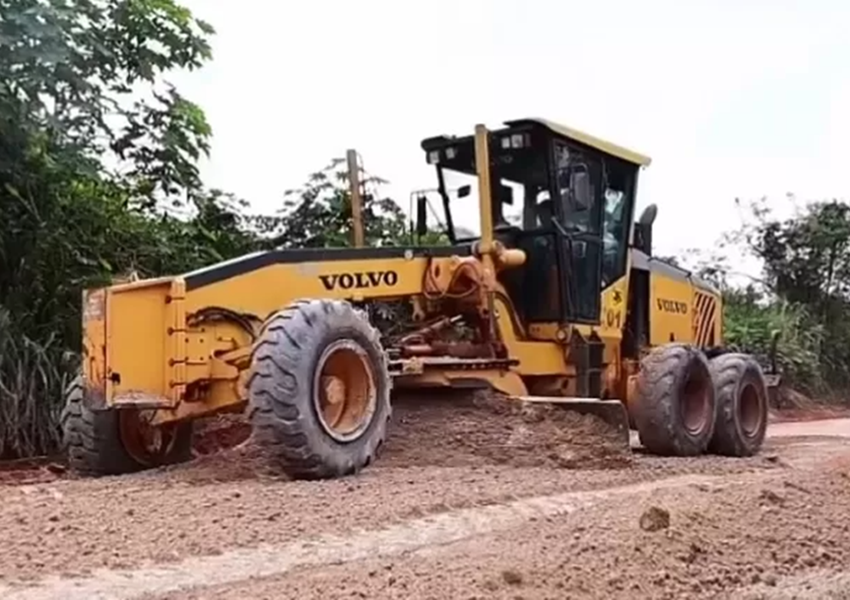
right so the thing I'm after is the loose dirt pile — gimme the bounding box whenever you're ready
[150,391,633,484]
[0,390,793,490]
[382,391,633,470]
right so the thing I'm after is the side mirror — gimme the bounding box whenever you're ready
[635,203,657,256]
[416,195,428,239]
[457,185,471,198]
[638,203,658,226]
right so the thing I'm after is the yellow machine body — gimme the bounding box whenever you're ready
[80,118,725,433]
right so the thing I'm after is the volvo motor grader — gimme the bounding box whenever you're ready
[63,118,775,478]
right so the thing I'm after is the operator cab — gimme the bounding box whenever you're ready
[420,118,650,326]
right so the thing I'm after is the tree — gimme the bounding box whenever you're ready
[744,200,850,306]
[0,0,243,458]
[0,0,214,203]
[699,197,850,395]
[262,158,410,249]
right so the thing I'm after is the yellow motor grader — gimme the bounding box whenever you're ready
[62,118,774,478]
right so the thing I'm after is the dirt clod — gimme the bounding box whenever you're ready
[759,489,785,506]
[501,569,524,586]
[639,506,670,532]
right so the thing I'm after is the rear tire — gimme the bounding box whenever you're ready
[247,299,391,480]
[708,353,768,456]
[634,343,716,456]
[61,376,193,476]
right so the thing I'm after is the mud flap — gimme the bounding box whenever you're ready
[764,373,782,409]
[514,396,632,449]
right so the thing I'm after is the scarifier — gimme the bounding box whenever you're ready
[62,118,780,478]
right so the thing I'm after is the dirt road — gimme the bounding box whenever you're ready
[0,404,848,600]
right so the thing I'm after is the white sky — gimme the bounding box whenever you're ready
[171,0,849,270]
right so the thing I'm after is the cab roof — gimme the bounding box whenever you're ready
[505,118,652,167]
[420,118,652,168]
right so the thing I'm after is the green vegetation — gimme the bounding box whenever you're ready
[693,198,850,399]
[0,0,845,459]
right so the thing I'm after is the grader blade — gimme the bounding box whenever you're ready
[514,396,632,448]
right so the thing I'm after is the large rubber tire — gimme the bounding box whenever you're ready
[634,343,716,456]
[708,353,769,457]
[247,299,391,480]
[61,376,194,476]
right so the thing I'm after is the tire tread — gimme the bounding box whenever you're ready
[247,299,391,480]
[708,353,768,457]
[634,343,716,456]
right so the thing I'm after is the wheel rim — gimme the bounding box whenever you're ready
[681,370,711,435]
[739,383,763,437]
[313,339,377,443]
[118,410,181,467]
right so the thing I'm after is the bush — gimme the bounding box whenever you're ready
[723,291,824,393]
[0,309,76,458]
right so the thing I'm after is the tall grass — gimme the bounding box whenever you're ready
[724,294,825,394]
[0,308,76,459]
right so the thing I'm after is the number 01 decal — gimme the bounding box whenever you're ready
[605,309,622,329]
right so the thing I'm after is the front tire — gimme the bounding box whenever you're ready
[634,343,716,456]
[708,353,768,457]
[61,376,194,476]
[247,299,391,480]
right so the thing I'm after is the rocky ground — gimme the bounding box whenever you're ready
[0,395,848,600]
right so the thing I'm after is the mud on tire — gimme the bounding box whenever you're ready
[61,376,194,476]
[634,343,716,456]
[247,299,391,480]
[708,353,768,457]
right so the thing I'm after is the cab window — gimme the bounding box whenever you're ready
[600,160,634,287]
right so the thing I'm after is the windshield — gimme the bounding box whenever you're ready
[429,132,550,241]
[440,169,529,239]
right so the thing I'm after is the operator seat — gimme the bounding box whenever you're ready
[529,198,560,317]
[493,185,522,248]
[536,198,554,228]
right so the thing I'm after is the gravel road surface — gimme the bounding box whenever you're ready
[0,399,847,600]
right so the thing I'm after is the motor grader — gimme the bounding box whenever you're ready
[62,117,775,479]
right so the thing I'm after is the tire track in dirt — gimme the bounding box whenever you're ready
[166,451,850,600]
[0,472,749,600]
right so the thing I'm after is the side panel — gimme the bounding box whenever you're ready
[648,272,694,345]
[184,256,431,317]
[629,249,723,350]
[597,273,630,396]
[100,278,186,407]
[598,275,629,341]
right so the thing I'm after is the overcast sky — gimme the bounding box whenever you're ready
[171,0,849,267]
